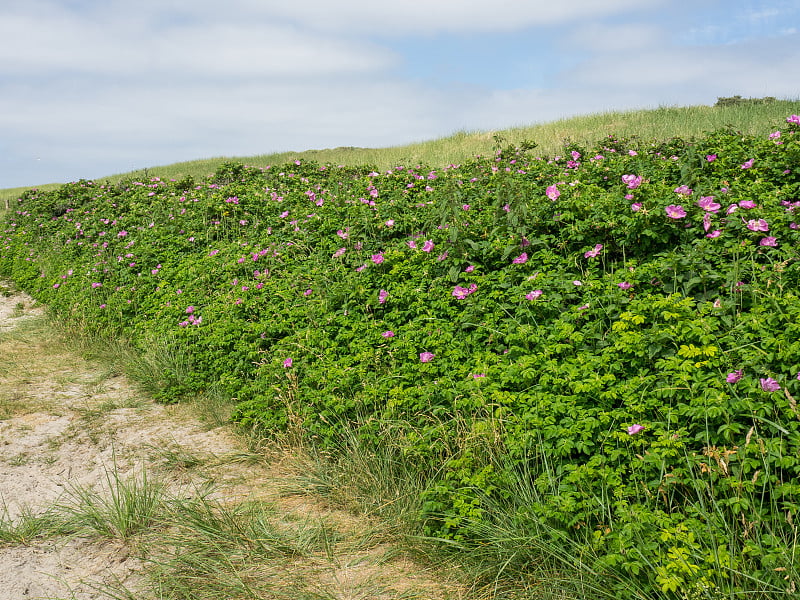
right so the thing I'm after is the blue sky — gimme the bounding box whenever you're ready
[1,0,798,188]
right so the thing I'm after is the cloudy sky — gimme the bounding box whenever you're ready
[2,0,798,188]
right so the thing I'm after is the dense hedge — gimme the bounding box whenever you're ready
[3,116,800,597]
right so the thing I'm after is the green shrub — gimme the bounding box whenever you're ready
[3,114,800,598]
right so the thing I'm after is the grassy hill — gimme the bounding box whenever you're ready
[3,98,799,204]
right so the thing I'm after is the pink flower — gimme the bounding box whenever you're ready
[631,202,642,212]
[674,185,693,196]
[706,230,722,238]
[502,204,511,212]
[283,358,293,368]
[407,240,417,249]
[371,253,385,264]
[626,424,645,435]
[739,200,756,209]
[746,218,769,232]
[186,306,194,314]
[726,370,743,383]
[740,159,755,169]
[545,184,560,200]
[525,289,543,300]
[618,282,631,290]
[419,352,435,363]
[91,282,102,288]
[665,205,686,219]
[464,265,475,273]
[572,280,582,286]
[584,244,603,258]
[759,236,777,247]
[385,219,395,227]
[422,240,435,252]
[706,154,717,162]
[621,174,642,189]
[452,284,478,299]
[697,196,720,212]
[787,114,800,124]
[304,288,312,296]
[337,228,349,239]
[378,289,388,304]
[512,252,528,264]
[382,330,395,338]
[760,377,780,392]
[703,213,712,232]
[332,247,346,258]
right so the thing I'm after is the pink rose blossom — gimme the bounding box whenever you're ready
[419,352,435,363]
[746,218,769,232]
[697,196,720,212]
[760,377,780,392]
[584,244,603,258]
[665,204,686,219]
[726,370,743,383]
[512,252,528,264]
[452,284,477,300]
[626,424,645,435]
[621,174,642,189]
[674,185,693,196]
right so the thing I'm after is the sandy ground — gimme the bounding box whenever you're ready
[0,288,252,599]
[0,285,464,600]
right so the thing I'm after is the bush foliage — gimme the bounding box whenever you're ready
[3,115,800,598]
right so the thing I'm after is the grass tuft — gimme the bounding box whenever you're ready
[59,463,169,540]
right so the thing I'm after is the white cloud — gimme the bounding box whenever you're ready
[243,0,666,34]
[561,33,800,98]
[0,8,395,78]
[566,22,667,52]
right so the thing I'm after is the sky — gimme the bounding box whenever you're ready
[1,0,799,188]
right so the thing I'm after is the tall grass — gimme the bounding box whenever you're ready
[3,100,798,204]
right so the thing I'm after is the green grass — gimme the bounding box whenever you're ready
[59,463,170,540]
[3,100,799,206]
